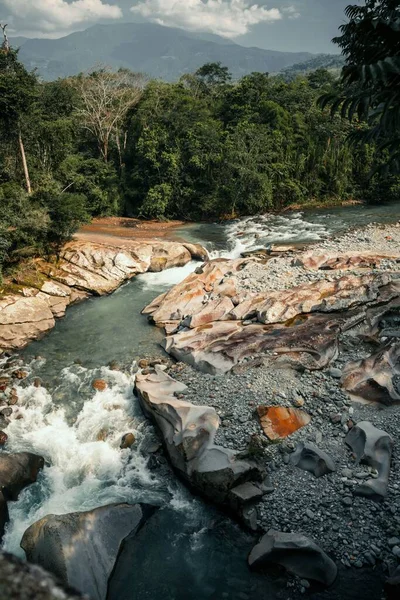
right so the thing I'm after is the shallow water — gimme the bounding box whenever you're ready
[3,202,400,599]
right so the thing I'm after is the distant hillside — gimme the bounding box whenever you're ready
[14,22,315,81]
[282,54,345,79]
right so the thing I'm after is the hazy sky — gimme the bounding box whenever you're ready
[0,0,363,54]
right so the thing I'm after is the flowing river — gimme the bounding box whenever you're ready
[2,201,400,599]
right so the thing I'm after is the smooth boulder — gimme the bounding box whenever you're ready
[0,452,44,501]
[290,442,336,478]
[0,492,9,541]
[21,503,157,600]
[345,421,393,500]
[248,530,337,586]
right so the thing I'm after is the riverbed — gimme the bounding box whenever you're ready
[2,202,400,600]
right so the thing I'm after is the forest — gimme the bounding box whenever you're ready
[1,0,399,281]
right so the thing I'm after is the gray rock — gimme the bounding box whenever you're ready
[0,550,86,599]
[290,442,336,477]
[248,530,337,586]
[386,565,400,600]
[345,421,393,500]
[0,452,44,501]
[21,503,156,600]
[229,483,264,505]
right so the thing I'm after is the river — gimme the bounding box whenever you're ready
[2,202,400,599]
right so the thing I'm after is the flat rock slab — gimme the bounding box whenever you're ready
[257,406,311,440]
[298,252,400,271]
[248,529,337,586]
[21,503,156,600]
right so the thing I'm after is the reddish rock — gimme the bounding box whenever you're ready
[0,432,7,446]
[92,379,108,392]
[120,433,136,449]
[257,406,311,441]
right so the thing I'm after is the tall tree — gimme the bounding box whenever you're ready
[74,68,146,164]
[319,1,400,172]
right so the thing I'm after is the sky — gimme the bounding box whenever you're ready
[0,0,363,54]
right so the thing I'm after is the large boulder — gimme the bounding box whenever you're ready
[135,368,264,511]
[345,421,393,500]
[0,452,44,501]
[290,442,336,478]
[21,503,156,600]
[248,530,337,586]
[341,343,400,405]
[0,551,85,600]
[0,492,9,541]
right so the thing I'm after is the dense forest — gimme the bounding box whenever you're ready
[1,0,399,282]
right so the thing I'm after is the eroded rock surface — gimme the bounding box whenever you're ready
[342,343,400,405]
[290,442,336,478]
[345,421,393,500]
[248,529,337,586]
[0,239,206,351]
[135,368,264,513]
[21,503,156,600]
[257,406,311,441]
[298,252,400,271]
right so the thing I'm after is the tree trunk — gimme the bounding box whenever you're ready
[18,129,32,195]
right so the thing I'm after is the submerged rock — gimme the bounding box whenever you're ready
[120,433,136,449]
[0,492,9,541]
[0,452,44,501]
[290,442,336,478]
[248,530,337,586]
[345,421,393,500]
[92,379,108,392]
[21,503,157,600]
[257,406,311,441]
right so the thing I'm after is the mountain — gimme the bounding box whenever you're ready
[282,54,345,79]
[15,22,315,81]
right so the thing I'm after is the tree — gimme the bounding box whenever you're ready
[0,47,37,193]
[74,68,146,164]
[319,1,400,172]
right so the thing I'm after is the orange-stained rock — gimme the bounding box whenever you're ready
[257,406,311,441]
[298,252,400,271]
[120,433,136,449]
[0,432,8,446]
[92,379,108,392]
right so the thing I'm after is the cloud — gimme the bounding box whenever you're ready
[283,5,300,19]
[130,0,283,38]
[2,0,123,34]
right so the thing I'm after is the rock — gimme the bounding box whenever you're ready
[299,252,400,272]
[0,407,12,418]
[21,503,157,600]
[329,367,342,379]
[341,343,400,405]
[120,433,135,449]
[345,421,393,500]
[0,432,7,446]
[386,565,400,600]
[290,442,336,477]
[0,492,9,541]
[92,379,107,392]
[248,530,337,586]
[0,551,86,599]
[135,368,264,513]
[138,359,149,369]
[0,452,44,501]
[257,406,311,441]
[229,483,264,506]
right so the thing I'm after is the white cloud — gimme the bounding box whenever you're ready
[283,5,300,20]
[130,0,283,38]
[2,0,123,34]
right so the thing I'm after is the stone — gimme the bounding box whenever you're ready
[120,433,136,449]
[21,503,157,600]
[229,483,264,505]
[0,407,12,418]
[0,551,85,599]
[92,379,107,392]
[386,565,400,600]
[135,368,264,514]
[248,530,337,586]
[341,343,400,405]
[345,421,393,500]
[290,442,336,477]
[257,406,311,441]
[0,432,7,446]
[0,452,44,501]
[299,252,400,271]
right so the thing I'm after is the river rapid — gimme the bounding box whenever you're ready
[2,201,400,599]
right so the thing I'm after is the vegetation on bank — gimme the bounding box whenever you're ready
[1,1,399,283]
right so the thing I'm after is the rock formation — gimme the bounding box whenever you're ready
[21,503,157,600]
[290,442,336,477]
[257,406,311,441]
[135,367,265,517]
[0,239,207,351]
[143,256,400,375]
[248,529,337,586]
[0,452,44,501]
[345,421,393,500]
